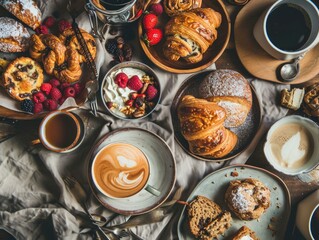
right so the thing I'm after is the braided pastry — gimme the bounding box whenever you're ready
[163,0,202,16]
[178,95,237,158]
[163,8,222,63]
[59,28,96,63]
[29,34,82,83]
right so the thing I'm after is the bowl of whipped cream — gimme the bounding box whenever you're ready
[264,115,319,175]
[101,61,161,120]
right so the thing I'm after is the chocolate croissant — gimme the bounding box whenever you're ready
[178,95,237,158]
[163,8,222,63]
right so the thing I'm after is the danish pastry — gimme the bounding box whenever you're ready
[2,57,43,101]
[225,178,270,220]
[59,28,97,63]
[232,226,259,240]
[0,0,42,30]
[199,69,252,128]
[163,8,221,63]
[178,95,237,158]
[163,0,202,16]
[0,17,30,53]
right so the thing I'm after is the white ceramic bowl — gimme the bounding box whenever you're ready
[264,115,319,175]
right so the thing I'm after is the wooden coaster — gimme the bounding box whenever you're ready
[234,0,319,84]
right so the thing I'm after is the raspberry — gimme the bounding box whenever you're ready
[40,83,52,95]
[150,3,163,15]
[59,97,66,105]
[43,16,56,28]
[60,82,70,90]
[43,99,58,111]
[35,25,49,34]
[73,83,84,95]
[106,102,113,109]
[127,75,143,91]
[63,87,76,98]
[125,99,134,107]
[114,73,128,88]
[49,78,60,88]
[58,19,72,33]
[145,85,158,101]
[50,87,62,101]
[33,103,43,114]
[32,92,46,103]
[20,99,34,113]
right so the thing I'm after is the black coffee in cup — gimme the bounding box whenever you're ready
[311,206,319,240]
[266,3,311,51]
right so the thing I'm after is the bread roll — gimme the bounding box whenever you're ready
[199,69,252,128]
[0,17,30,52]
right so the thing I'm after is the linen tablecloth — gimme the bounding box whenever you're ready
[0,1,289,239]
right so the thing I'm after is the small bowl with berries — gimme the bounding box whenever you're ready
[101,61,161,120]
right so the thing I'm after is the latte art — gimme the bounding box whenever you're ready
[93,143,150,198]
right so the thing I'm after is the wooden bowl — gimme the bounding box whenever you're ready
[138,0,231,74]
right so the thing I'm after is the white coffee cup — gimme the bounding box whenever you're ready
[296,189,319,240]
[253,0,319,60]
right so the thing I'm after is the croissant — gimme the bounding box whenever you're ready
[163,0,202,16]
[178,95,237,158]
[163,8,222,63]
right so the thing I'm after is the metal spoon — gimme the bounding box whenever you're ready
[279,54,305,82]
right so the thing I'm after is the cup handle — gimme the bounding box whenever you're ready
[145,184,161,197]
[31,139,41,145]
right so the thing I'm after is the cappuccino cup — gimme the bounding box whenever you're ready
[91,142,160,198]
[253,0,319,60]
[32,111,82,153]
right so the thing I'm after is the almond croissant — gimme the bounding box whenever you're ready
[178,95,237,158]
[163,8,222,63]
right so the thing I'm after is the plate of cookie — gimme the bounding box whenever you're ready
[138,0,231,73]
[171,69,261,161]
[177,164,291,240]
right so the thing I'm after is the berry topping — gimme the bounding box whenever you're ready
[35,25,49,34]
[63,86,76,98]
[49,78,60,88]
[43,16,56,28]
[127,75,143,91]
[33,103,43,114]
[50,87,62,101]
[40,83,52,95]
[125,99,134,107]
[43,99,58,111]
[134,97,144,108]
[145,85,158,101]
[114,73,128,88]
[106,102,113,109]
[59,97,66,105]
[20,99,34,113]
[58,19,72,33]
[60,82,71,90]
[142,13,158,30]
[73,83,84,95]
[150,3,163,15]
[32,92,46,103]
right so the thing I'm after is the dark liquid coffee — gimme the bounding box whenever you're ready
[266,3,311,51]
[45,114,78,148]
[311,206,319,240]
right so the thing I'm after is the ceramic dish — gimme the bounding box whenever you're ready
[100,61,161,120]
[86,127,176,215]
[177,165,291,240]
[138,0,231,74]
[171,70,261,161]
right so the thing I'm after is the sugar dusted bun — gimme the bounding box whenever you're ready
[0,0,42,30]
[0,17,30,53]
[199,69,252,128]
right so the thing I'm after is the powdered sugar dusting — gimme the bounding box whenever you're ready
[231,186,254,213]
[0,17,30,39]
[1,0,40,17]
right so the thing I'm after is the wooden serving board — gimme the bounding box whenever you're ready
[234,0,319,84]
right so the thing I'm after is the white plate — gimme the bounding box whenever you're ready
[177,165,291,239]
[87,128,176,215]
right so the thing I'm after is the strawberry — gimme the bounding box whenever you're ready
[144,28,163,46]
[114,72,128,88]
[142,13,158,30]
[127,75,143,91]
[150,3,163,16]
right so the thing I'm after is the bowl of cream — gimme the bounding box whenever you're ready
[264,115,319,175]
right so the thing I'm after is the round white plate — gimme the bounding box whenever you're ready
[87,128,176,215]
[177,165,291,239]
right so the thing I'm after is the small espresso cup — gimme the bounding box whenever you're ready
[32,110,81,153]
[296,189,319,240]
[253,0,319,60]
[91,142,161,199]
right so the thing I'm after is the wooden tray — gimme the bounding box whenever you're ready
[234,0,319,84]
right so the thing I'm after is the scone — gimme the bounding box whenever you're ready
[0,0,42,30]
[2,57,43,101]
[232,226,259,240]
[199,69,252,128]
[225,178,270,220]
[187,195,232,239]
[0,17,30,52]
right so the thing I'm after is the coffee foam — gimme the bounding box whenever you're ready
[93,143,149,198]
